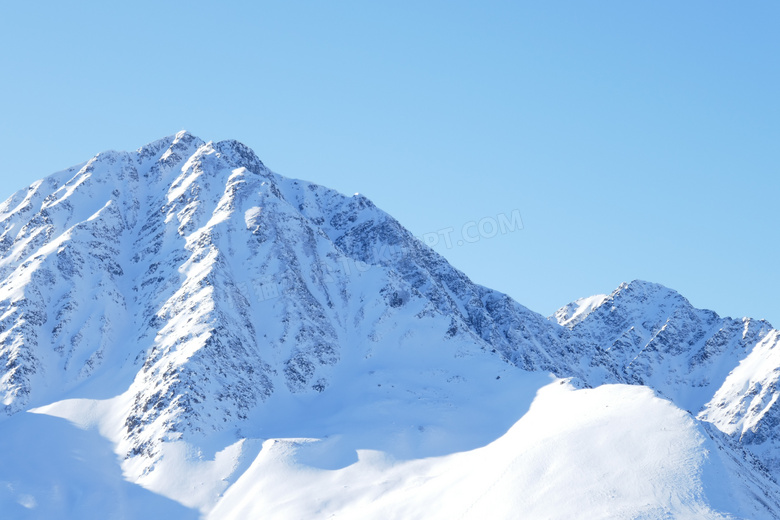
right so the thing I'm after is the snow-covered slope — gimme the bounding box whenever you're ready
[1,132,779,518]
[0,411,197,519]
[207,381,776,520]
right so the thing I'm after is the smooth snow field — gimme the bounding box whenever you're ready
[9,376,769,520]
[207,381,754,520]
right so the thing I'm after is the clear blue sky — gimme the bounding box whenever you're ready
[1,1,778,326]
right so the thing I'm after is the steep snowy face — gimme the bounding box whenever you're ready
[552,293,608,328]
[699,330,780,473]
[0,145,148,414]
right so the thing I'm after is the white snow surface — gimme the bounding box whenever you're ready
[552,293,608,327]
[208,380,770,520]
[0,132,779,518]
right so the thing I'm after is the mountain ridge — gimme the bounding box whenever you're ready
[1,132,779,518]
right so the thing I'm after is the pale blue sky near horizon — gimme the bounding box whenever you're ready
[1,1,778,326]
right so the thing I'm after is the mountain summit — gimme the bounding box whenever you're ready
[1,133,779,519]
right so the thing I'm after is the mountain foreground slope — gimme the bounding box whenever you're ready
[1,132,779,519]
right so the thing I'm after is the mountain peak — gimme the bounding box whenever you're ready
[212,138,267,176]
[134,130,204,167]
[552,280,689,330]
[615,279,682,298]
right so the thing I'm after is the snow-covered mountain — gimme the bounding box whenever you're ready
[1,131,779,519]
[554,280,780,481]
